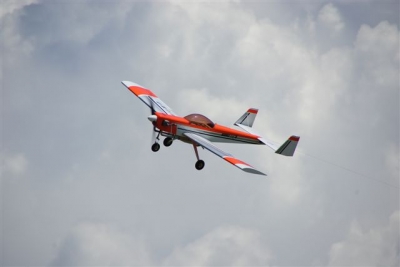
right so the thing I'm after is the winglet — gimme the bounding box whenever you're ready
[275,135,300,156]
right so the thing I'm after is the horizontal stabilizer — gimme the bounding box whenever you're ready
[235,123,299,156]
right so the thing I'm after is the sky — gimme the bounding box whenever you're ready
[1,0,399,266]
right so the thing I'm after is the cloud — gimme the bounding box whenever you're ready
[163,226,272,266]
[0,3,36,66]
[386,143,399,184]
[1,1,398,266]
[51,222,152,266]
[177,88,249,123]
[0,0,38,19]
[355,21,399,87]
[51,224,271,266]
[318,3,345,34]
[1,153,28,177]
[328,210,400,266]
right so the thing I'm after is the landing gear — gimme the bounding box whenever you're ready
[151,129,162,152]
[151,143,160,152]
[163,137,173,147]
[195,160,205,170]
[192,143,205,171]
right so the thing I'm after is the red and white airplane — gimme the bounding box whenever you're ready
[122,81,300,176]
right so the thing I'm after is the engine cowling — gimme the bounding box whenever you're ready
[148,114,157,122]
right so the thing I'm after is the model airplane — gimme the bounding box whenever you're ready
[122,81,300,176]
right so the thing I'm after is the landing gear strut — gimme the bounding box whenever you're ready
[151,130,161,152]
[193,143,205,170]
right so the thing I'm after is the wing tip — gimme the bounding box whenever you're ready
[226,159,267,176]
[122,81,158,98]
[121,80,145,88]
[242,167,267,176]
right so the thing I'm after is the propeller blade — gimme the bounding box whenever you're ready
[151,127,156,144]
[148,96,157,144]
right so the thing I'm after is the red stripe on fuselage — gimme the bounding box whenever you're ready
[155,113,260,141]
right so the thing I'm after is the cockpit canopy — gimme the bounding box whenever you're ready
[184,113,215,128]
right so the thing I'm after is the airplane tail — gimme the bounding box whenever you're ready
[234,108,258,127]
[273,135,300,156]
[234,110,300,156]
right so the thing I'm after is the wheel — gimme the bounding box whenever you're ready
[163,137,173,147]
[195,160,205,170]
[151,143,160,152]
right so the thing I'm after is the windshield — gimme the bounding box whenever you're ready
[184,113,215,128]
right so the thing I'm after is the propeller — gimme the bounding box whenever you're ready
[151,126,157,144]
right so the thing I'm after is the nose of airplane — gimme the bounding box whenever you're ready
[148,114,157,122]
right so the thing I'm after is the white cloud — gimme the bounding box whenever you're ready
[355,21,399,57]
[51,222,152,266]
[1,0,135,67]
[318,3,345,33]
[177,88,248,123]
[1,7,35,66]
[355,21,399,87]
[0,0,38,19]
[385,143,399,184]
[163,226,272,266]
[329,210,400,266]
[2,1,399,266]
[296,46,353,129]
[52,224,271,266]
[267,157,306,206]
[1,153,28,177]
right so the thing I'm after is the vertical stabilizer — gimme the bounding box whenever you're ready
[275,136,300,156]
[234,108,258,127]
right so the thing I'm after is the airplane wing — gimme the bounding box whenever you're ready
[183,132,266,176]
[121,81,177,115]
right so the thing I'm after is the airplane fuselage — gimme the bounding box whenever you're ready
[153,112,262,145]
